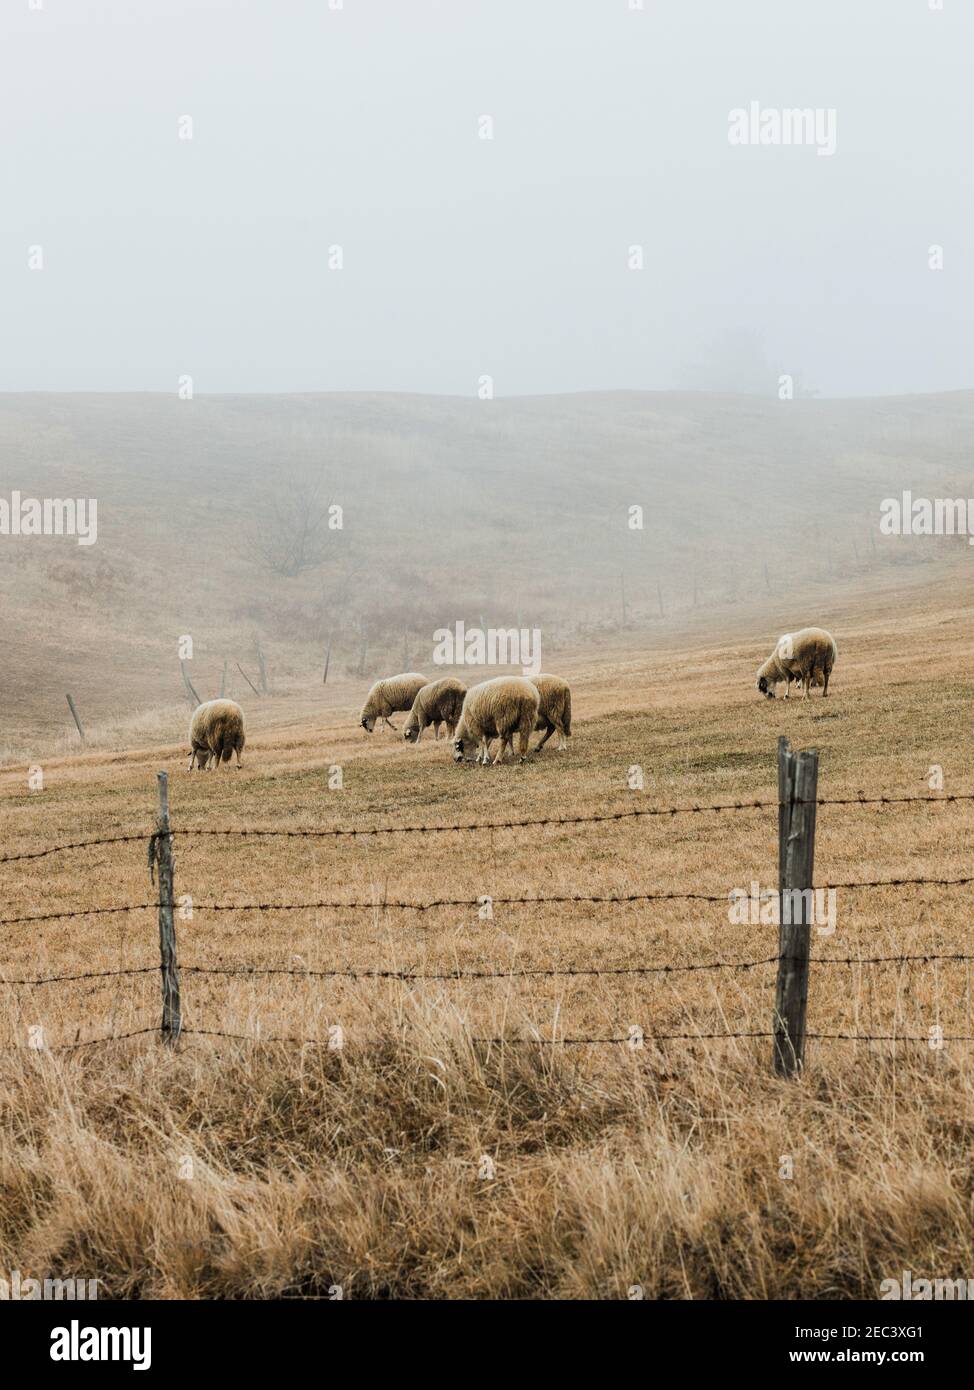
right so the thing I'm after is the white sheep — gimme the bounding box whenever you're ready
[453,677,541,766]
[188,699,246,770]
[756,628,837,700]
[530,674,572,752]
[403,677,467,743]
[360,673,429,733]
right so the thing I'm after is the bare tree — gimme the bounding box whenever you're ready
[250,471,341,577]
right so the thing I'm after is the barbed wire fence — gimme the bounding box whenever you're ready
[2,736,972,1071]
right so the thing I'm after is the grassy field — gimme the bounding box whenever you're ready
[2,576,974,1299]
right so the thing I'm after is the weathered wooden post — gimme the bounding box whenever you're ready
[65,693,85,746]
[322,636,332,685]
[236,661,261,697]
[772,738,818,1078]
[180,660,201,709]
[151,772,182,1045]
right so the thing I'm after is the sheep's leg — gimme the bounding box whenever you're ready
[432,721,440,741]
[492,736,512,766]
[383,717,398,731]
[802,666,811,699]
[823,665,831,697]
[535,722,555,753]
[557,724,569,750]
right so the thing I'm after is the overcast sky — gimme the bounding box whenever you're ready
[1,0,971,398]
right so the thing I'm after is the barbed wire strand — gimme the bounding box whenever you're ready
[2,951,972,991]
[0,965,158,987]
[5,1024,973,1053]
[2,790,972,865]
[2,874,971,929]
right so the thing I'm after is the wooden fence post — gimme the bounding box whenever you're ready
[180,660,201,709]
[772,738,819,1077]
[236,661,261,697]
[153,772,182,1045]
[65,693,85,745]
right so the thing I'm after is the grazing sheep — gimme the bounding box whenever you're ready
[530,674,572,752]
[188,698,245,770]
[756,627,837,701]
[453,677,540,766]
[403,677,466,743]
[360,673,429,733]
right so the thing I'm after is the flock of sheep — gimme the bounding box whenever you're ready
[361,673,572,764]
[184,626,836,771]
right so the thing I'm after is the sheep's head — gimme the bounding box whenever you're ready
[403,714,421,744]
[453,729,478,763]
[756,675,775,700]
[361,714,376,733]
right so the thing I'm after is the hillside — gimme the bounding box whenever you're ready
[2,389,972,758]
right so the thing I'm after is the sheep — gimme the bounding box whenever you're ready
[453,677,540,766]
[360,673,429,733]
[403,677,466,743]
[756,627,837,701]
[530,674,572,752]
[188,698,245,770]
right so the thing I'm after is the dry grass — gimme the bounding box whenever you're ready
[2,578,974,1299]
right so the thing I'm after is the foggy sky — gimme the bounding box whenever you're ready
[1,0,971,398]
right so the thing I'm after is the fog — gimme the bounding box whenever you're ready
[2,0,971,398]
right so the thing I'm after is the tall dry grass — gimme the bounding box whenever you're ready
[2,1009,971,1299]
